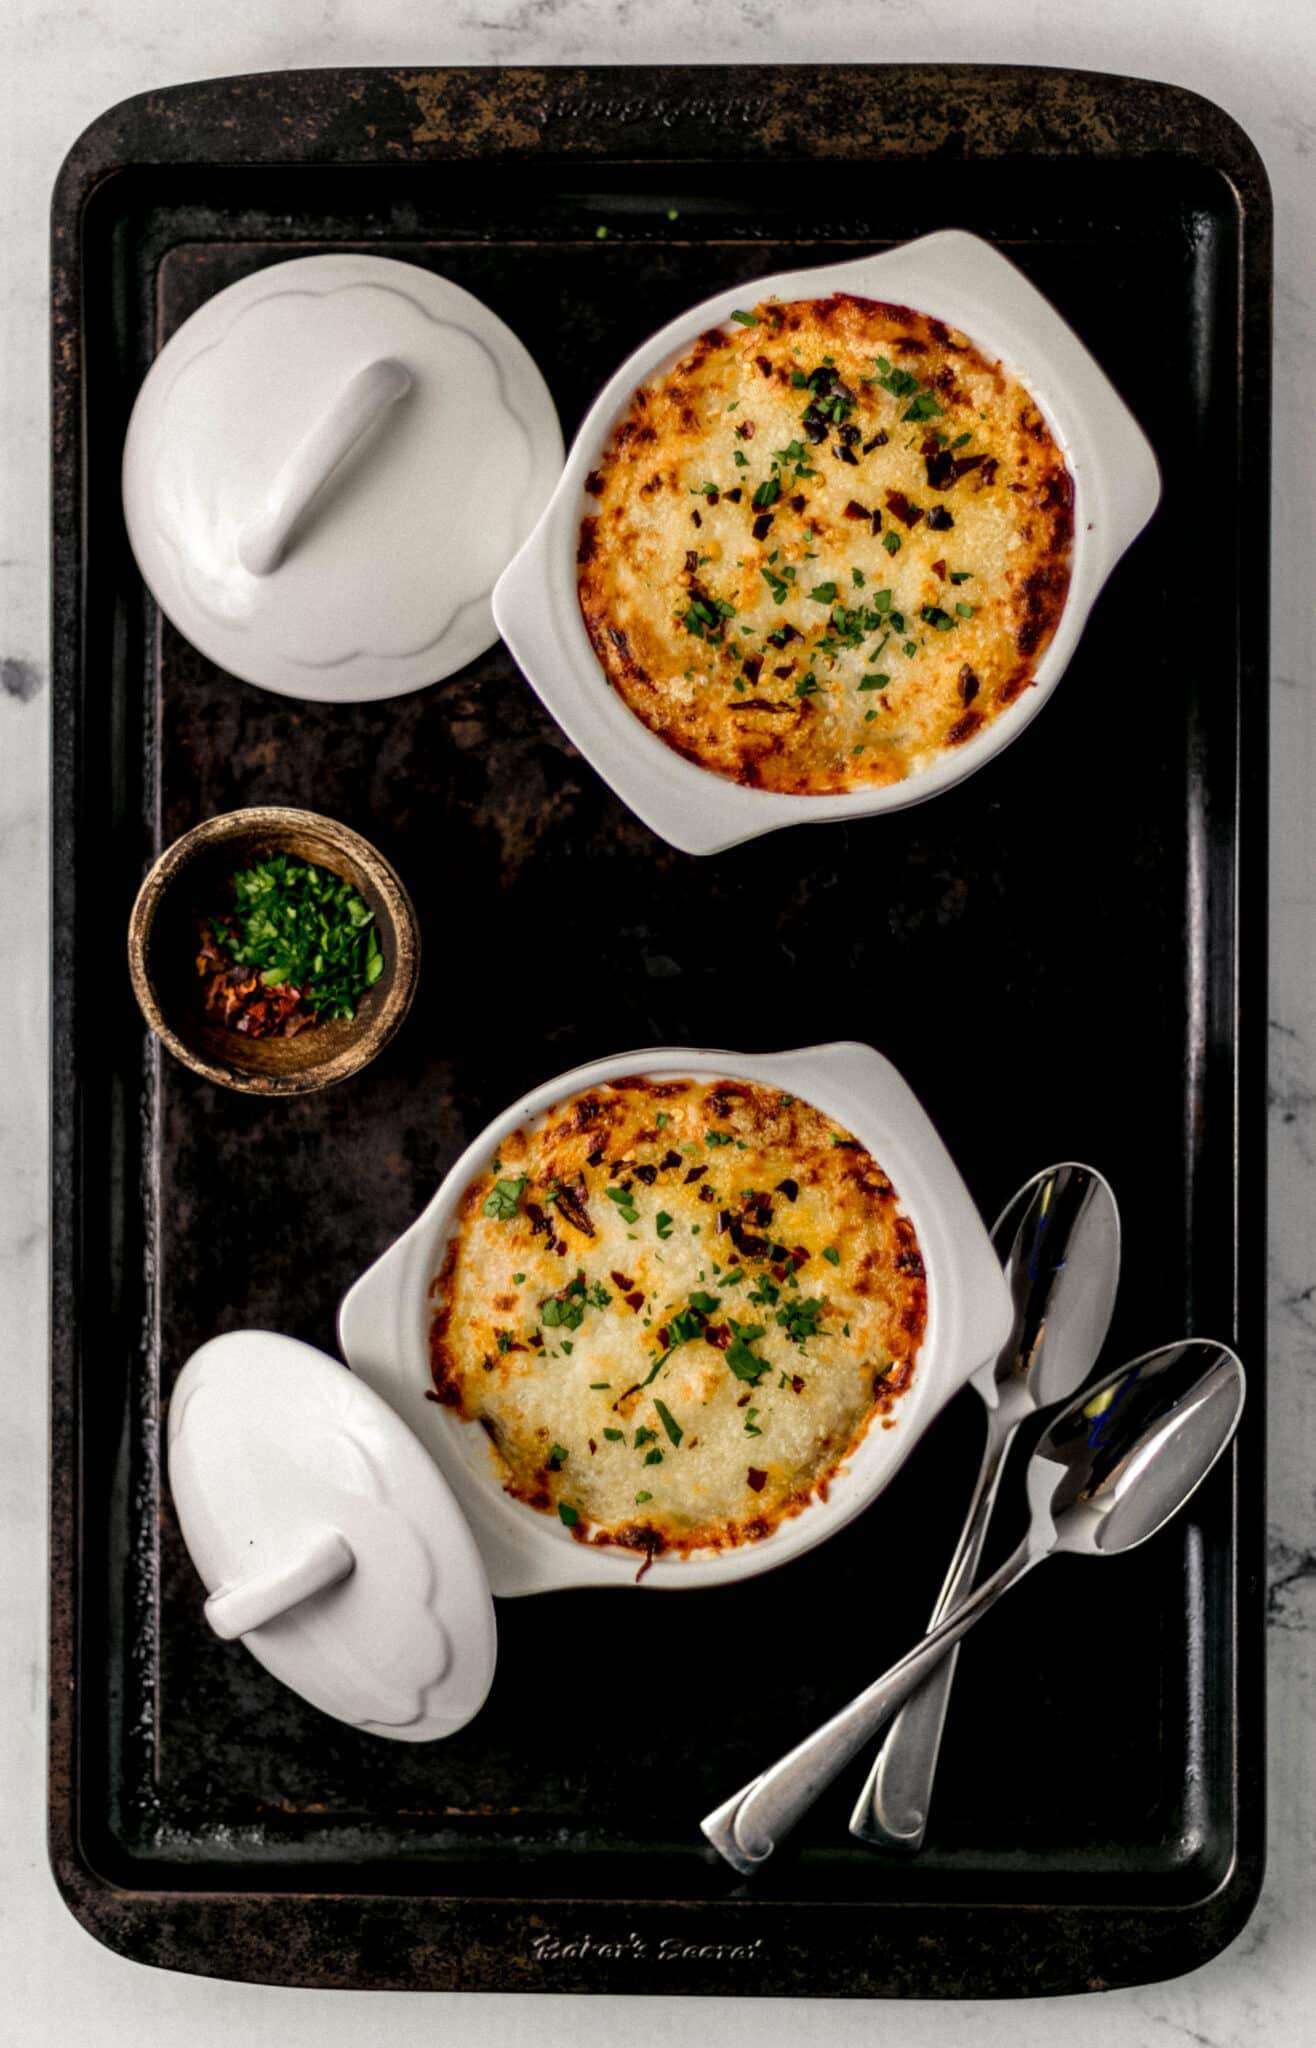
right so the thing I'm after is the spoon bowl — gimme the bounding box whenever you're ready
[1044,1342,1246,1557]
[990,1163,1122,1417]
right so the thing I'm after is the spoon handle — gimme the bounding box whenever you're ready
[700,1534,1040,1876]
[849,1409,1016,1849]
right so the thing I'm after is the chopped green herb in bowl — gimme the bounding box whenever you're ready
[200,852,383,1038]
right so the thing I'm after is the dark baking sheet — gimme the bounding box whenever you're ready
[50,65,1270,1996]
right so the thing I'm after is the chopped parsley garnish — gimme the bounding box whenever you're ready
[730,308,758,327]
[808,581,838,604]
[644,1447,665,1466]
[744,1407,763,1437]
[869,355,921,399]
[666,1305,706,1347]
[635,1491,653,1505]
[656,1210,675,1240]
[725,1319,769,1384]
[689,1289,721,1313]
[547,1442,569,1469]
[654,1399,684,1447]
[634,1426,658,1447]
[541,1270,608,1332]
[955,601,976,619]
[752,475,782,510]
[883,531,902,555]
[858,673,889,691]
[558,1502,579,1526]
[606,1185,641,1225]
[921,605,957,632]
[761,564,790,605]
[822,1246,841,1266]
[777,1295,826,1345]
[902,390,944,421]
[513,1272,526,1285]
[203,852,384,1028]
[604,1427,625,1442]
[484,1176,528,1220]
[705,1129,733,1147]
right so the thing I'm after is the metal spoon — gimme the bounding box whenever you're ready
[701,1339,1245,1876]
[850,1161,1121,1851]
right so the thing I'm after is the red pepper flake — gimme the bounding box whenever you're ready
[747,1467,768,1492]
[885,488,924,529]
[843,499,870,520]
[196,925,315,1041]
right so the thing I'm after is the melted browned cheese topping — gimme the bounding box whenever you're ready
[428,1078,927,1559]
[578,294,1074,793]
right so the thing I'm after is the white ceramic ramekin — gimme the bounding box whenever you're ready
[493,230,1161,856]
[338,1041,1011,1596]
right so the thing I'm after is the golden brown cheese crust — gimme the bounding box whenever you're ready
[578,295,1074,793]
[428,1078,927,1558]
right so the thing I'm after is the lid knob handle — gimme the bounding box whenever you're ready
[237,356,413,577]
[204,1525,355,1641]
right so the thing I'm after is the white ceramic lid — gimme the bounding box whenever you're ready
[123,253,563,702]
[167,1331,496,1741]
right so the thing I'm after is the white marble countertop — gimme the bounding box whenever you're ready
[2,2,1312,2042]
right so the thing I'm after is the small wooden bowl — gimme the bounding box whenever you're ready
[127,807,419,1095]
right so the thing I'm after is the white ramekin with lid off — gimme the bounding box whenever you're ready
[168,1041,1010,1742]
[492,230,1161,855]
